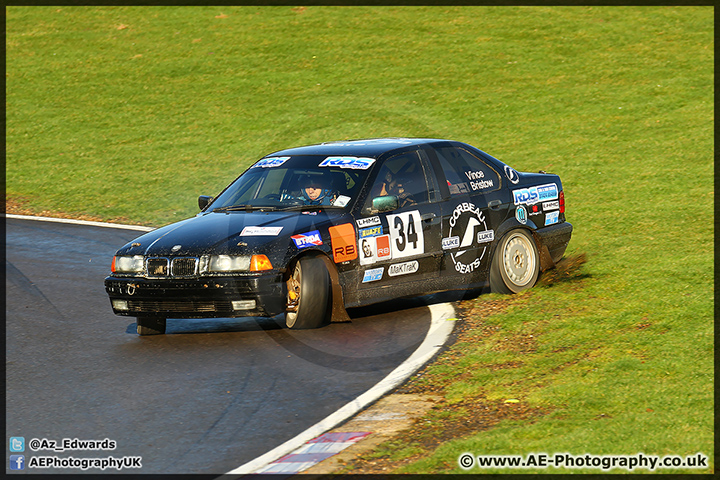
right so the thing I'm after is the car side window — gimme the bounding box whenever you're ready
[364,151,430,212]
[434,147,501,195]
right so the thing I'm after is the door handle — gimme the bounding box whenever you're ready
[488,200,502,211]
[421,212,437,222]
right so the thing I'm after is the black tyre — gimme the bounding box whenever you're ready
[490,229,540,294]
[136,316,166,335]
[285,256,331,329]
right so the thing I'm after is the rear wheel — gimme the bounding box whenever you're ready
[490,229,539,294]
[285,256,331,329]
[136,316,166,335]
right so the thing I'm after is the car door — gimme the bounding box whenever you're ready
[353,149,443,300]
[426,144,507,285]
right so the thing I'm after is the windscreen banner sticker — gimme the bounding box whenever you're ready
[515,206,528,224]
[388,260,419,277]
[543,200,559,211]
[513,183,558,205]
[333,195,351,207]
[359,234,392,265]
[362,267,384,283]
[356,216,381,228]
[464,170,494,191]
[292,230,322,249]
[545,211,560,226]
[241,226,283,236]
[504,165,520,184]
[319,156,376,170]
[447,202,492,274]
[252,157,290,168]
[359,226,383,238]
[387,210,425,259]
[329,223,357,263]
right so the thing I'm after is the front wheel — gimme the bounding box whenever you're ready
[285,256,331,329]
[136,316,166,335]
[490,229,540,294]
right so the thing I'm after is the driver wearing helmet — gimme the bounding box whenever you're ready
[297,175,337,206]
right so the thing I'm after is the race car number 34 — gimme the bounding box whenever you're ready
[387,210,425,258]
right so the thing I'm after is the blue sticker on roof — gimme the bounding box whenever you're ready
[319,156,376,170]
[253,157,291,168]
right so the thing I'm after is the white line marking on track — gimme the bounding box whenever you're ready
[5,214,155,232]
[219,302,457,477]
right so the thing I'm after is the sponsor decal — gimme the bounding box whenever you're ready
[529,204,542,216]
[359,234,392,265]
[442,236,460,250]
[504,165,520,184]
[291,230,322,249]
[513,183,558,206]
[359,226,383,238]
[464,170,495,191]
[375,234,392,260]
[543,200,560,211]
[333,195,351,207]
[388,260,419,277]
[477,230,495,243]
[240,226,283,236]
[319,156,376,170]
[515,205,528,224]
[358,237,377,265]
[362,267,384,283]
[252,156,291,168]
[447,202,493,274]
[356,216,381,228]
[545,211,560,226]
[301,211,318,215]
[387,210,425,259]
[329,223,357,263]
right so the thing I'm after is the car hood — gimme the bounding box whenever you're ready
[115,210,344,257]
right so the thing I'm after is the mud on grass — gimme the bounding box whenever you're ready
[338,254,588,474]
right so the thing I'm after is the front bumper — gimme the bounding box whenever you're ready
[104,273,285,319]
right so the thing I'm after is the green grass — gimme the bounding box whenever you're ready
[6,5,713,474]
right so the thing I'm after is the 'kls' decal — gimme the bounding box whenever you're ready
[386,210,425,259]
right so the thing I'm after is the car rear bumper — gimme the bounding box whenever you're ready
[104,273,285,318]
[533,221,573,268]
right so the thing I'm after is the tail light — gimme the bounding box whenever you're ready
[559,190,566,213]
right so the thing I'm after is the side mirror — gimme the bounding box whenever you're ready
[198,195,213,211]
[372,195,398,213]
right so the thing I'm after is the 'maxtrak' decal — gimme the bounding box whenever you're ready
[241,226,283,236]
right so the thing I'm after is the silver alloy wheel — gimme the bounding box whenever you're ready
[501,231,537,288]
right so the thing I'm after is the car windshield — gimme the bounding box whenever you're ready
[208,155,373,212]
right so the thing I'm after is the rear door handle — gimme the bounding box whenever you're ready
[488,200,502,211]
[421,212,436,221]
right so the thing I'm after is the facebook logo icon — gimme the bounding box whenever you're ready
[10,455,25,470]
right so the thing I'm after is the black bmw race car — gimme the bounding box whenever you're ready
[105,138,573,335]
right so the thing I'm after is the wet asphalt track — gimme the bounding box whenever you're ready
[5,217,441,475]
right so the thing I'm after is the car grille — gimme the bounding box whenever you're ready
[146,257,198,277]
[127,300,233,313]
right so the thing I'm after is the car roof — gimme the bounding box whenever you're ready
[265,138,453,158]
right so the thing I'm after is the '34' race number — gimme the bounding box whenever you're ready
[387,210,425,259]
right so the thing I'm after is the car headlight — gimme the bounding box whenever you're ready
[112,255,144,273]
[199,254,273,273]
